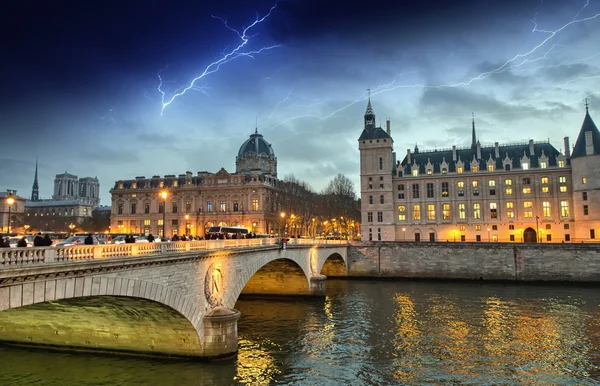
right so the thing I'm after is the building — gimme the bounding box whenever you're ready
[23,162,100,231]
[358,98,600,243]
[0,190,26,233]
[110,129,282,237]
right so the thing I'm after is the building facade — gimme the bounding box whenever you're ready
[110,130,282,237]
[1,190,26,233]
[359,99,600,243]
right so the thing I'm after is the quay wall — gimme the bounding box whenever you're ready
[346,242,600,282]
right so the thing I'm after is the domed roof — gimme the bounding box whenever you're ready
[237,129,275,157]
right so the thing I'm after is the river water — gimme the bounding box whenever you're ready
[1,280,599,385]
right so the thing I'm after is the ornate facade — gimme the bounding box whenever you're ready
[359,99,600,243]
[110,129,282,237]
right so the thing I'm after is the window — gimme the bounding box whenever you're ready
[488,180,496,187]
[509,225,515,230]
[442,182,449,197]
[559,176,566,183]
[472,166,479,172]
[492,225,498,230]
[172,202,178,213]
[583,192,588,201]
[369,177,372,181]
[560,186,568,193]
[546,234,551,241]
[413,205,421,221]
[542,187,549,193]
[505,188,513,195]
[476,235,482,242]
[378,228,382,241]
[459,204,466,219]
[369,184,373,189]
[564,224,570,230]
[427,183,434,198]
[460,225,466,231]
[523,178,531,185]
[457,181,465,188]
[412,169,418,177]
[582,177,587,184]
[398,193,405,200]
[427,204,435,220]
[559,160,565,168]
[488,165,494,172]
[560,201,569,217]
[472,181,479,187]
[379,157,383,170]
[510,235,515,241]
[584,205,589,215]
[543,201,551,217]
[442,168,447,174]
[412,184,420,199]
[565,234,570,241]
[207,201,213,212]
[475,225,481,231]
[541,177,548,184]
[118,204,123,215]
[505,179,512,186]
[380,184,384,189]
[457,167,463,174]
[398,205,406,221]
[380,176,383,181]
[145,203,150,214]
[427,169,433,175]
[131,203,136,214]
[157,219,163,226]
[591,229,596,239]
[490,189,496,196]
[220,201,226,212]
[171,219,178,226]
[522,187,531,194]
[144,219,151,226]
[83,208,88,216]
[380,195,384,204]
[473,203,481,219]
[252,199,259,211]
[377,212,383,222]
[545,224,551,230]
[522,162,529,170]
[490,203,497,218]
[398,184,405,191]
[233,201,239,212]
[367,212,373,222]
[186,201,191,212]
[524,201,533,218]
[461,235,466,242]
[443,203,451,219]
[540,161,547,169]
[159,202,164,214]
[369,195,373,204]
[472,181,479,196]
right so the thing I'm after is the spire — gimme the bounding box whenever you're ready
[585,97,589,113]
[31,158,40,201]
[571,100,600,158]
[364,89,376,129]
[471,112,477,149]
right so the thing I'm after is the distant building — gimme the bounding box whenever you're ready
[0,190,26,233]
[358,98,600,243]
[110,129,282,237]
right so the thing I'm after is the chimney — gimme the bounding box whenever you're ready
[494,142,499,158]
[386,119,391,136]
[476,142,481,160]
[452,145,457,162]
[563,137,570,157]
[528,139,535,156]
[407,148,411,164]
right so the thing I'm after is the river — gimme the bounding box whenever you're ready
[1,280,599,385]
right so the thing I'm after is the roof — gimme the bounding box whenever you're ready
[399,142,562,174]
[358,126,392,141]
[25,199,94,207]
[571,109,600,158]
[237,129,275,157]
[0,192,26,200]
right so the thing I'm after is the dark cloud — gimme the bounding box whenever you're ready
[540,64,597,82]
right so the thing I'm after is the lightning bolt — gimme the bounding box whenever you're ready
[157,2,280,116]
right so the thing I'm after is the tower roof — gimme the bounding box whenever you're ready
[365,97,375,116]
[237,129,275,157]
[571,105,600,158]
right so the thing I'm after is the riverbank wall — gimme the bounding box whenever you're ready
[346,242,600,282]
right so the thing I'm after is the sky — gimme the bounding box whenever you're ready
[1,0,599,205]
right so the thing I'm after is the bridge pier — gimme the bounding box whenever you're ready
[309,275,327,296]
[202,307,241,359]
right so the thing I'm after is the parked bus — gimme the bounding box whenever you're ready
[207,226,249,239]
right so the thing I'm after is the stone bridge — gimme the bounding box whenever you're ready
[0,239,348,359]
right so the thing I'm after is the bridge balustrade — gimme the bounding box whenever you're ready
[0,238,348,267]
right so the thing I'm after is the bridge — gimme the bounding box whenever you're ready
[0,239,348,359]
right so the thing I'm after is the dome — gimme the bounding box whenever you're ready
[237,129,275,157]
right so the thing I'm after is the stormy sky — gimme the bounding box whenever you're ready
[1,0,599,205]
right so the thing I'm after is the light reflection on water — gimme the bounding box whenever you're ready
[0,280,599,385]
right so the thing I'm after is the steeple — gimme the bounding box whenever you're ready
[364,89,375,129]
[471,112,477,149]
[31,159,40,201]
[571,100,600,158]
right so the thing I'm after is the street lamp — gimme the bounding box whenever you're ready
[160,191,168,239]
[280,212,285,236]
[185,214,189,235]
[535,215,540,243]
[6,192,15,234]
[487,228,491,243]
[312,218,315,238]
[24,224,30,234]
[69,223,75,234]
[402,227,406,241]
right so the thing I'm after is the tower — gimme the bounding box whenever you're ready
[358,97,395,241]
[570,99,600,240]
[471,113,477,149]
[31,159,39,201]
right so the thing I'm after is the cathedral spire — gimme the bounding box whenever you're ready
[31,158,39,201]
[471,112,477,149]
[364,89,376,128]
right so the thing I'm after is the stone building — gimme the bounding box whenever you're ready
[358,98,600,243]
[110,129,281,237]
[0,190,26,233]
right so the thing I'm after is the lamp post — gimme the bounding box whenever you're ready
[487,228,491,243]
[69,223,75,235]
[185,214,189,235]
[160,191,168,239]
[6,192,15,234]
[402,227,406,241]
[519,229,523,243]
[280,212,285,236]
[312,218,315,238]
[24,224,30,234]
[535,215,539,243]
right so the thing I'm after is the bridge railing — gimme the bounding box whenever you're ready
[0,238,347,267]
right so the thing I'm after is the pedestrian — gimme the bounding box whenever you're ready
[17,237,28,248]
[33,232,43,246]
[147,233,155,242]
[43,234,53,246]
[84,233,94,245]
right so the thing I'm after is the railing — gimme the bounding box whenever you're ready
[0,238,347,267]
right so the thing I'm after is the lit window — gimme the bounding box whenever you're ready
[540,161,547,169]
[457,181,464,188]
[582,177,587,184]
[490,202,497,218]
[559,176,566,183]
[473,203,481,219]
[443,203,451,220]
[252,199,259,211]
[413,205,421,221]
[542,186,549,193]
[522,187,531,194]
[505,188,513,195]
[522,162,529,170]
[488,165,494,172]
[475,225,481,231]
[560,186,567,193]
[505,179,512,186]
[459,204,466,219]
[397,205,406,221]
[541,177,548,184]
[207,201,213,212]
[524,201,533,218]
[220,201,226,212]
[457,167,463,174]
[472,166,479,172]
[543,201,551,217]
[506,202,514,209]
[472,181,479,187]
[412,169,418,176]
[560,201,569,217]
[442,168,447,174]
[427,204,435,220]
[460,225,466,231]
[427,169,433,175]
[488,180,496,187]
[558,160,565,168]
